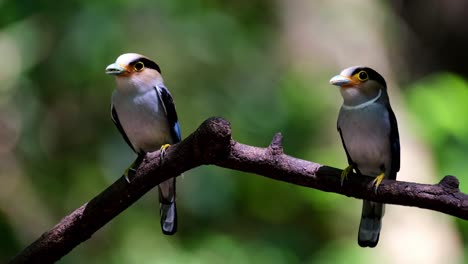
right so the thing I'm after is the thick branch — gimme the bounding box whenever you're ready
[10,117,468,263]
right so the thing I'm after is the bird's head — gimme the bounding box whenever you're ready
[106,53,163,93]
[330,66,387,106]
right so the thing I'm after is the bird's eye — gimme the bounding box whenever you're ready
[357,71,368,81]
[134,61,145,72]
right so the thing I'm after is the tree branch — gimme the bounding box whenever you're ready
[10,117,468,264]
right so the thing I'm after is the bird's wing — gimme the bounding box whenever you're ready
[337,126,355,167]
[155,84,182,143]
[111,104,137,153]
[387,105,400,180]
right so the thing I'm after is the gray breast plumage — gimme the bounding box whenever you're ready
[337,102,391,177]
[112,88,172,153]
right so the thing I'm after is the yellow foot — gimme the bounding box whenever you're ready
[372,172,385,193]
[160,144,171,162]
[341,165,353,186]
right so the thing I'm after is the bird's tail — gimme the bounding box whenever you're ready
[358,200,384,247]
[158,177,177,235]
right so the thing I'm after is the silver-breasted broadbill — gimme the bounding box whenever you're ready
[330,66,400,247]
[106,53,181,235]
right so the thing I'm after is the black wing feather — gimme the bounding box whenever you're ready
[111,105,137,153]
[155,85,182,143]
[387,105,400,180]
[338,127,355,167]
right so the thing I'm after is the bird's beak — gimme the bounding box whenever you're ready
[330,75,352,87]
[105,63,127,75]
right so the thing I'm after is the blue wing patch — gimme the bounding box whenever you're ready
[173,121,182,142]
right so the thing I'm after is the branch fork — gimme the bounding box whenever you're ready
[10,117,468,264]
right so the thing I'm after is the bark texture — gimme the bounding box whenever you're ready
[9,117,468,264]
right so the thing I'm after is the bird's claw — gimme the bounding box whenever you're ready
[341,165,353,186]
[123,156,143,184]
[124,174,131,183]
[372,172,385,193]
[123,167,137,183]
[160,144,171,163]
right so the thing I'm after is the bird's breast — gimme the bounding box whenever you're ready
[338,103,391,176]
[112,89,172,152]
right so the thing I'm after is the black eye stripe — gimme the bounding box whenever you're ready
[129,58,161,73]
[350,67,386,87]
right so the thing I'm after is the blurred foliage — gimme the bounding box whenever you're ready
[406,74,468,191]
[406,74,468,252]
[0,0,467,263]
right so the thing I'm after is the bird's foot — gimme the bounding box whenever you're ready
[341,165,353,186]
[123,156,143,184]
[372,172,385,193]
[160,144,171,162]
[123,167,137,183]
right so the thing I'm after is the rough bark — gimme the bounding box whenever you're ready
[9,117,468,264]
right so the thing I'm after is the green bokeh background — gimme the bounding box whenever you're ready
[1,0,468,263]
